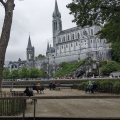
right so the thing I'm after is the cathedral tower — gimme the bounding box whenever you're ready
[26,35,35,67]
[52,0,62,47]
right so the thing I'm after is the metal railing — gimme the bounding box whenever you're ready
[0,92,26,117]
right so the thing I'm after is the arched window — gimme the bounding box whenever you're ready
[56,22,57,30]
[77,33,80,38]
[76,42,77,46]
[58,38,61,43]
[91,29,93,36]
[59,22,61,30]
[71,43,72,47]
[54,22,56,30]
[62,46,63,49]
[91,40,92,43]
[73,34,74,39]
[63,36,65,42]
[68,35,69,40]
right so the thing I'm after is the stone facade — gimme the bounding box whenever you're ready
[8,0,111,77]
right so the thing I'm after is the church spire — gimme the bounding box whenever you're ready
[27,35,32,48]
[47,42,49,52]
[53,0,61,18]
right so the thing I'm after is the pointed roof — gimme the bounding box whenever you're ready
[47,42,49,52]
[18,58,21,61]
[53,0,61,18]
[27,35,32,48]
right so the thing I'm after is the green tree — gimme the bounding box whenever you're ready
[67,0,120,43]
[19,67,29,79]
[2,68,10,79]
[29,68,40,78]
[10,69,19,79]
[35,54,46,59]
[39,68,45,77]
[111,42,120,62]
[102,61,118,75]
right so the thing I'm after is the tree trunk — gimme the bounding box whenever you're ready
[0,0,15,91]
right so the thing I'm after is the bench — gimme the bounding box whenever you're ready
[56,84,73,91]
[10,91,34,104]
[11,91,26,96]
[55,87,72,90]
[32,85,44,94]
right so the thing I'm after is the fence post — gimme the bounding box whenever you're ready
[22,99,26,120]
[33,99,37,120]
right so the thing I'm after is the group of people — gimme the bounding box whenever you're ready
[33,83,44,93]
[49,81,61,90]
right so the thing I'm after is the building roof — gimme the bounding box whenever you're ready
[53,0,61,18]
[27,35,32,48]
[47,42,49,52]
[59,27,80,35]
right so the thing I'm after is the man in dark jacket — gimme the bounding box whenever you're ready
[24,86,33,97]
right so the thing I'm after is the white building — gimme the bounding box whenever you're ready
[8,1,111,76]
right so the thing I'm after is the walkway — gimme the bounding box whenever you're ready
[2,88,120,118]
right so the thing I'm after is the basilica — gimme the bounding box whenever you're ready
[8,1,111,76]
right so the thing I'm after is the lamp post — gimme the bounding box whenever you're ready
[78,43,81,61]
[47,57,49,80]
[96,51,101,77]
[53,57,56,75]
[78,53,80,62]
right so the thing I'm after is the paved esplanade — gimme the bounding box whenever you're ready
[2,88,120,118]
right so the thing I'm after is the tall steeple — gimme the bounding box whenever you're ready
[53,0,61,18]
[52,0,62,47]
[26,35,35,68]
[27,35,32,48]
[47,42,49,52]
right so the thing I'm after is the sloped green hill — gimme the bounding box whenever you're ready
[54,58,88,77]
[54,58,120,78]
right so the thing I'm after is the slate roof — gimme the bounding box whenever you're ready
[53,0,61,18]
[27,35,32,48]
[59,27,80,35]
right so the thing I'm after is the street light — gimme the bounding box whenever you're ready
[96,51,101,77]
[78,43,81,61]
[53,57,56,74]
[47,57,49,80]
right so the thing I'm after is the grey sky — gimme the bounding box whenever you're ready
[0,0,76,61]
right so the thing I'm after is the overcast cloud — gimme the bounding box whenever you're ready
[0,0,76,61]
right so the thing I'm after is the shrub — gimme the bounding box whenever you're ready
[78,82,88,90]
[102,61,118,75]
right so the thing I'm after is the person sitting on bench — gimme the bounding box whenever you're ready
[56,81,61,87]
[52,82,56,90]
[49,81,53,90]
[24,86,33,97]
[36,83,40,93]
